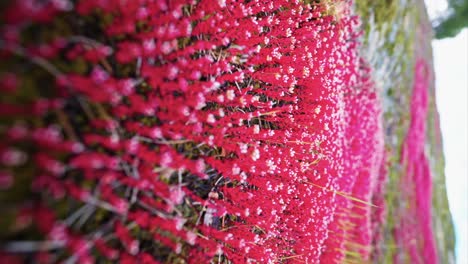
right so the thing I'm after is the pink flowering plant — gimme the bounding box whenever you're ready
[0,0,445,263]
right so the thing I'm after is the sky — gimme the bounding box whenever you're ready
[425,1,468,264]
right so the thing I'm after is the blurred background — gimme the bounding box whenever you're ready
[426,0,468,263]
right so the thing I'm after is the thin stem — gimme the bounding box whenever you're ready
[2,240,66,252]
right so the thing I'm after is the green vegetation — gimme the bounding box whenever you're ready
[355,0,456,262]
[354,0,415,259]
[434,0,468,39]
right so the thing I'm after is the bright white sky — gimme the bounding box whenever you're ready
[426,1,468,264]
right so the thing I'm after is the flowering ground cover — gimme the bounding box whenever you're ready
[0,0,454,263]
[355,1,455,262]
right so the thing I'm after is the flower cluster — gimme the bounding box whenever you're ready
[393,59,438,264]
[0,0,391,263]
